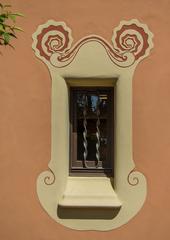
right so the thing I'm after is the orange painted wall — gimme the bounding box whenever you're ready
[0,0,170,239]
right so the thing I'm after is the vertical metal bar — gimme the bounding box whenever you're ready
[96,95,100,167]
[83,94,88,168]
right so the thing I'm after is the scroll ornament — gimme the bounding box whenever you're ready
[32,19,153,68]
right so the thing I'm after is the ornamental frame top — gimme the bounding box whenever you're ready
[32,19,153,69]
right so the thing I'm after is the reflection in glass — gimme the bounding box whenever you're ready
[76,91,109,168]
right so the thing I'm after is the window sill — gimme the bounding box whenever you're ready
[58,177,122,208]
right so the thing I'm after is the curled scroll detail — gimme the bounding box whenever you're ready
[43,168,56,185]
[127,170,140,186]
[32,19,153,68]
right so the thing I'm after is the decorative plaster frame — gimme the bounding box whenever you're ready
[32,19,153,231]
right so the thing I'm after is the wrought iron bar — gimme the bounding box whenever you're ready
[96,95,100,167]
[83,94,88,168]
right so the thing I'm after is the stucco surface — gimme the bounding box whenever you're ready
[0,0,170,239]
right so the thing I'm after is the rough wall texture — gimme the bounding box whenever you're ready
[0,0,170,239]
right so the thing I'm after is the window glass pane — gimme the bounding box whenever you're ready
[76,91,109,164]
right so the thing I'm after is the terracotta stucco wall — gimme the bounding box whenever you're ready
[0,0,170,239]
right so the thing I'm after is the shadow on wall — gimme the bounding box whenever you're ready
[57,206,121,220]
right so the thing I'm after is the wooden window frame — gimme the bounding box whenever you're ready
[69,87,114,176]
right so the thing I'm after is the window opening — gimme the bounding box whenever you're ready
[70,87,114,175]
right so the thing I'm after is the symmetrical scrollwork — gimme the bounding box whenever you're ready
[32,19,153,68]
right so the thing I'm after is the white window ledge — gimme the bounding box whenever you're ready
[58,177,122,208]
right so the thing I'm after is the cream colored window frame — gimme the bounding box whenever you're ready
[32,19,153,231]
[57,78,121,209]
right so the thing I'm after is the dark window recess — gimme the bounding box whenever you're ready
[70,87,114,175]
